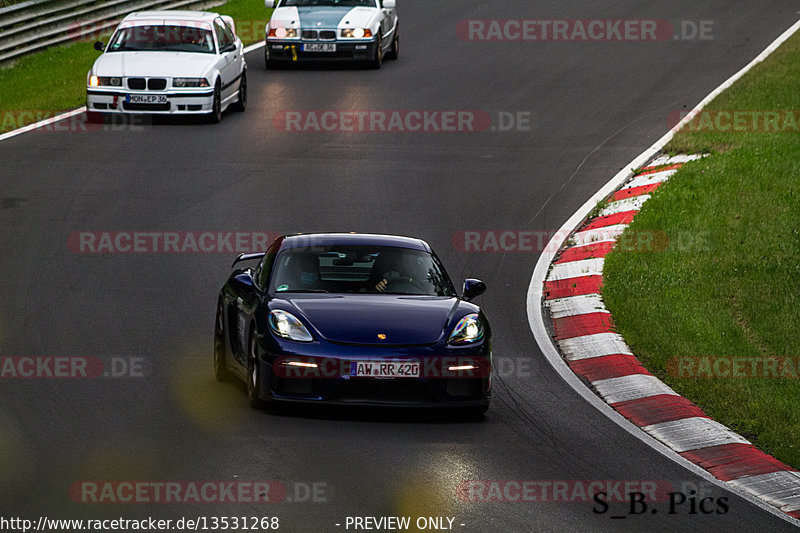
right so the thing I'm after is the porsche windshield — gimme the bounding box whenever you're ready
[270,245,456,296]
[108,25,215,53]
[279,0,375,7]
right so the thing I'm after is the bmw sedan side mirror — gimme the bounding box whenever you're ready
[264,0,275,8]
[94,41,105,51]
[463,279,486,301]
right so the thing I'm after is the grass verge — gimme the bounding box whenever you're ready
[0,2,271,133]
[602,31,800,468]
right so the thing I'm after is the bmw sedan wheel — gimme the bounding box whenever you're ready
[231,71,246,112]
[247,333,265,409]
[207,80,222,123]
[370,33,383,69]
[386,25,399,60]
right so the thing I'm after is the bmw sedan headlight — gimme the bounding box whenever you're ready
[269,310,314,342]
[268,26,298,39]
[448,314,484,345]
[341,28,372,38]
[173,77,209,88]
[89,76,122,87]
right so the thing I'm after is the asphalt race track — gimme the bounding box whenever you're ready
[2,1,799,532]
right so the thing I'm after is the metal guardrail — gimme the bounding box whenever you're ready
[0,0,225,63]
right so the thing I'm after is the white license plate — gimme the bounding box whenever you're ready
[350,360,420,378]
[303,43,336,52]
[126,94,168,104]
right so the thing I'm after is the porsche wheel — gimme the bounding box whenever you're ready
[213,301,233,382]
[247,332,266,409]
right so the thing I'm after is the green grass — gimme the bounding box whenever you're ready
[0,1,271,133]
[603,32,800,468]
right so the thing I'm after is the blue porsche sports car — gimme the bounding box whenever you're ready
[214,233,491,413]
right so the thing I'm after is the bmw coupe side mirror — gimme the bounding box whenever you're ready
[264,0,275,8]
[463,279,486,301]
[94,41,105,51]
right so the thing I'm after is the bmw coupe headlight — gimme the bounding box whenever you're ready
[173,77,209,88]
[269,310,313,342]
[341,28,372,38]
[268,26,298,39]
[448,314,484,345]
[89,76,122,87]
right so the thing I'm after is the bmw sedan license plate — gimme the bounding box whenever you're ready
[303,43,336,52]
[351,360,420,378]
[126,94,168,104]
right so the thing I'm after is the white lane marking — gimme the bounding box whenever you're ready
[559,332,632,361]
[647,154,705,167]
[547,294,609,319]
[547,258,604,281]
[0,41,267,144]
[728,471,800,512]
[621,169,677,190]
[599,196,651,216]
[573,225,627,246]
[593,374,678,404]
[642,417,750,453]
[526,16,800,526]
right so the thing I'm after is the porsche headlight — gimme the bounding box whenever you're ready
[269,310,313,342]
[89,76,122,87]
[173,77,209,88]
[341,28,372,38]
[448,314,484,345]
[268,26,298,39]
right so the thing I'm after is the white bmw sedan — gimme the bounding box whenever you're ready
[86,11,247,123]
[264,0,398,68]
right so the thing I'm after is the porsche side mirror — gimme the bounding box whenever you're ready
[265,0,275,8]
[230,272,255,292]
[94,41,105,51]
[463,279,486,301]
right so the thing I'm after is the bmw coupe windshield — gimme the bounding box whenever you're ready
[269,245,456,296]
[108,25,215,54]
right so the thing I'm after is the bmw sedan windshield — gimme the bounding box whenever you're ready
[108,25,215,54]
[270,245,456,296]
[279,0,375,6]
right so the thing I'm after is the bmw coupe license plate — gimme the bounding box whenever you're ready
[351,360,420,378]
[303,43,336,52]
[126,94,168,104]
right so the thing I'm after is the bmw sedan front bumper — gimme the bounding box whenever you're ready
[265,38,379,63]
[86,86,215,115]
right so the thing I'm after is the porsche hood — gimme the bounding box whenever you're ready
[285,295,462,345]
